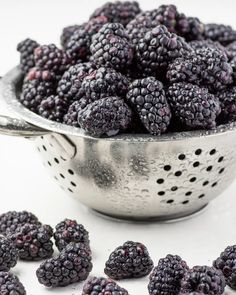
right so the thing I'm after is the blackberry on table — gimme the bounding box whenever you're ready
[204,23,236,46]
[148,254,189,295]
[82,277,129,295]
[17,38,40,74]
[217,87,236,123]
[104,241,153,280]
[0,236,18,271]
[167,83,221,130]
[0,271,26,295]
[90,23,134,71]
[60,25,81,49]
[36,242,92,287]
[180,265,226,295]
[78,96,132,137]
[9,224,54,261]
[126,77,171,135]
[54,219,89,251]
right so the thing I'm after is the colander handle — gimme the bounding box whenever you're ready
[0,115,49,137]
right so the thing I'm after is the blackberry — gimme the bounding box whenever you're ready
[177,16,205,41]
[213,245,236,289]
[81,67,129,101]
[78,96,132,137]
[104,241,153,280]
[60,25,81,49]
[36,242,92,287]
[89,1,141,27]
[82,277,129,295]
[0,272,26,295]
[126,77,171,135]
[38,95,69,123]
[54,219,89,251]
[217,87,236,123]
[57,62,95,101]
[17,38,40,74]
[180,266,226,295]
[189,40,228,58]
[227,41,236,57]
[63,101,81,127]
[167,83,221,130]
[0,211,41,235]
[148,254,189,295]
[90,23,134,71]
[8,224,53,261]
[0,236,18,271]
[153,5,179,33]
[135,25,192,76]
[204,23,236,46]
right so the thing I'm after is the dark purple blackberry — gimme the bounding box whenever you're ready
[213,245,236,289]
[78,96,132,137]
[167,83,221,130]
[177,16,205,41]
[60,25,81,49]
[180,266,226,295]
[0,236,18,271]
[148,254,189,295]
[81,67,129,101]
[217,87,236,123]
[126,77,171,135]
[0,211,41,235]
[8,224,53,261]
[204,23,236,45]
[153,5,179,33]
[189,40,228,58]
[63,101,81,127]
[0,272,26,295]
[89,1,141,27]
[54,219,89,252]
[227,41,236,56]
[90,23,134,71]
[179,293,205,295]
[104,241,153,280]
[135,25,192,76]
[17,38,40,74]
[36,242,92,287]
[38,95,69,123]
[57,62,95,101]
[82,277,129,295]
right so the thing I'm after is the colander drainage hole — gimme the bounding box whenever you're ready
[166,199,174,204]
[185,191,192,196]
[218,156,224,163]
[157,178,164,184]
[68,188,73,193]
[164,165,171,171]
[71,181,76,187]
[42,145,47,151]
[158,191,165,196]
[206,166,213,172]
[210,149,216,155]
[48,161,51,166]
[60,156,66,161]
[60,174,65,179]
[54,176,58,181]
[203,181,209,186]
[54,158,59,164]
[219,168,225,174]
[171,186,178,191]
[68,169,74,175]
[182,200,189,205]
[175,171,182,176]
[195,149,202,155]
[37,147,40,152]
[190,177,197,182]
[193,161,200,167]
[178,154,186,160]
[198,194,205,199]
[212,182,218,187]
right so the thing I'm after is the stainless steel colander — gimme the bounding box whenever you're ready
[1,67,236,221]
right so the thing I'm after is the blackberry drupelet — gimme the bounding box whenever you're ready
[0,211,41,235]
[148,254,189,295]
[17,38,40,74]
[167,83,221,130]
[126,77,171,135]
[180,266,226,295]
[60,25,81,49]
[204,23,236,46]
[135,25,192,76]
[54,219,89,251]
[82,277,129,295]
[36,242,92,287]
[213,245,236,289]
[153,5,179,33]
[177,17,205,41]
[89,1,141,27]
[38,95,69,123]
[0,271,26,295]
[9,224,54,261]
[104,241,153,280]
[0,236,18,271]
[217,87,236,123]
[78,96,132,137]
[90,23,134,71]
[63,101,81,127]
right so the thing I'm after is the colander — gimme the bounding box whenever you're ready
[1,67,236,221]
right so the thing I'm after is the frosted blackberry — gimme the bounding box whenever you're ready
[36,242,92,287]
[89,1,141,26]
[177,16,205,41]
[180,266,226,295]
[153,5,179,33]
[104,241,153,280]
[82,277,129,295]
[60,25,81,49]
[148,254,189,295]
[78,96,132,137]
[227,41,236,57]
[63,101,81,127]
[0,236,18,271]
[135,25,192,76]
[9,224,53,261]
[214,245,236,289]
[217,87,236,123]
[54,219,89,251]
[0,211,41,235]
[17,38,40,74]
[0,272,26,295]
[90,23,134,71]
[38,95,69,122]
[167,83,221,130]
[204,23,236,45]
[126,77,171,135]
[189,40,228,58]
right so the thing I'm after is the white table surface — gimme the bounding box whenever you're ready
[0,0,236,294]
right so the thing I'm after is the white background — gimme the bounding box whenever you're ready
[0,0,236,294]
